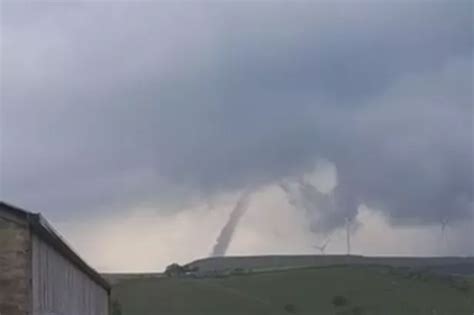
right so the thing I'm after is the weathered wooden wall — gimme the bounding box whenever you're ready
[0,215,30,315]
[31,234,109,315]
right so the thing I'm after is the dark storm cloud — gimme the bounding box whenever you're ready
[1,1,472,230]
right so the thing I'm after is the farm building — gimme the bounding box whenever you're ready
[0,202,110,315]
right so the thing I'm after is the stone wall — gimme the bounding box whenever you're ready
[0,215,31,315]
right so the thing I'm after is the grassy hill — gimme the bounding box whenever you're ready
[111,265,474,315]
[185,255,474,275]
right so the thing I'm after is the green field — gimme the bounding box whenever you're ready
[111,265,474,315]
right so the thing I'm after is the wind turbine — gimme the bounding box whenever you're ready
[313,237,331,255]
[345,217,352,255]
[438,218,449,255]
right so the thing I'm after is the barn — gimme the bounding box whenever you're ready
[0,202,110,315]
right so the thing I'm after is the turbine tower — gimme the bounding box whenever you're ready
[439,217,449,255]
[345,217,351,255]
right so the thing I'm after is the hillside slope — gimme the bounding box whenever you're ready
[112,265,474,315]
[186,255,474,275]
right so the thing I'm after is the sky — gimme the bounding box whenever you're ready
[0,1,473,272]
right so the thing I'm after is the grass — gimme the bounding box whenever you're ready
[111,265,474,315]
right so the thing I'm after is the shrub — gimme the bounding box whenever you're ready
[332,295,349,307]
[283,303,298,313]
[164,263,186,277]
[450,278,471,293]
[111,300,122,315]
[351,306,365,315]
[233,267,245,275]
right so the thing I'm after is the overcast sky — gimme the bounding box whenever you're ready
[1,1,473,271]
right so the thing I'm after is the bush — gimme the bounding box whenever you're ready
[165,263,186,277]
[450,278,470,293]
[233,267,245,275]
[351,306,365,315]
[283,303,298,313]
[336,307,365,315]
[164,263,197,277]
[332,295,349,307]
[111,300,122,315]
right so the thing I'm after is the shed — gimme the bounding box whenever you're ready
[0,202,110,315]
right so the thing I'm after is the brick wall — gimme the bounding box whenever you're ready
[0,215,31,315]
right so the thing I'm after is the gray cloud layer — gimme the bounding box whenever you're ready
[1,2,472,231]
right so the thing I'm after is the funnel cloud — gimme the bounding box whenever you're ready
[211,192,251,257]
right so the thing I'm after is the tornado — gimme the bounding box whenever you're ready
[210,192,251,257]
